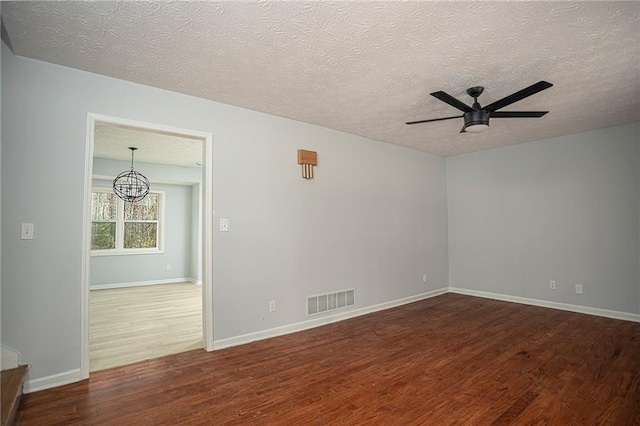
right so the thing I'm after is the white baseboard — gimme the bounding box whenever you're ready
[24,368,83,394]
[213,287,449,350]
[90,278,194,290]
[19,286,639,393]
[188,278,202,286]
[449,287,640,323]
[1,345,20,370]
[19,288,448,392]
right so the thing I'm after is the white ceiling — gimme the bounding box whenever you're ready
[94,123,203,168]
[2,1,639,157]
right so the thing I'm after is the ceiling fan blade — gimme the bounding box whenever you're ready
[490,111,549,118]
[484,81,553,112]
[430,91,474,113]
[405,115,462,125]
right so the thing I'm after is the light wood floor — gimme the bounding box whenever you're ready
[89,282,202,372]
[20,293,640,425]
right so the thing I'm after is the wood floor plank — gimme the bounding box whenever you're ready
[89,282,202,372]
[17,293,640,425]
[1,365,29,426]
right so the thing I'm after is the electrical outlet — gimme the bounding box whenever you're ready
[166,264,171,271]
[21,223,34,240]
[575,284,583,295]
[269,300,276,312]
[549,280,556,290]
[422,274,428,284]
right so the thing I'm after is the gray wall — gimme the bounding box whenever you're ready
[90,178,194,287]
[0,44,3,361]
[447,123,640,314]
[93,157,202,184]
[191,184,202,283]
[1,44,449,380]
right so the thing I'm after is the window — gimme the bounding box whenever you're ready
[91,188,163,255]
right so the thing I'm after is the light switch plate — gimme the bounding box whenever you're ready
[21,223,34,240]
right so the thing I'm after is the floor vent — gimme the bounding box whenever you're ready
[307,289,354,316]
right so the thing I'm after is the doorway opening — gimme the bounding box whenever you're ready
[80,114,213,377]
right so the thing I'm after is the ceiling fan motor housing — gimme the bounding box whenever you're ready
[463,109,490,128]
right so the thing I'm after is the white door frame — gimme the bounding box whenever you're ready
[80,113,214,379]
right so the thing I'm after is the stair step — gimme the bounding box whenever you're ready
[1,365,29,426]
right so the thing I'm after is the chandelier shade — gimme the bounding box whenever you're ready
[113,147,150,203]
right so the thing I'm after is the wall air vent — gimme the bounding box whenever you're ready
[307,289,354,316]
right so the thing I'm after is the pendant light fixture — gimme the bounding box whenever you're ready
[113,147,150,203]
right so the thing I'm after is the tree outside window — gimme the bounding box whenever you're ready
[91,189,162,254]
[91,192,117,250]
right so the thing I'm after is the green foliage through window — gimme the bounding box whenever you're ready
[92,192,117,221]
[124,223,158,248]
[91,222,116,250]
[124,195,158,221]
[91,190,162,252]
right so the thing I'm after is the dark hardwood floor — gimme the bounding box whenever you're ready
[17,293,640,425]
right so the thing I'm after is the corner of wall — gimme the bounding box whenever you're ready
[637,122,640,314]
[444,156,452,289]
[1,345,20,370]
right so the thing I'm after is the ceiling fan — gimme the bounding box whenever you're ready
[406,81,553,133]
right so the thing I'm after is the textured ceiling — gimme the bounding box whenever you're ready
[94,123,203,168]
[2,1,639,157]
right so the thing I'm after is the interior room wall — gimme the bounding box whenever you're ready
[0,44,449,382]
[93,157,202,184]
[0,49,3,369]
[191,184,202,284]
[447,122,640,314]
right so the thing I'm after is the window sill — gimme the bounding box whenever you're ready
[90,249,164,257]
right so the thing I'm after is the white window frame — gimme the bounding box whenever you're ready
[90,187,165,256]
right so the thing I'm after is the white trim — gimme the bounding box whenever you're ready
[80,115,95,379]
[24,369,83,394]
[90,278,195,290]
[213,288,448,350]
[30,285,640,391]
[82,113,215,377]
[189,278,203,286]
[90,248,165,257]
[448,287,640,323]
[202,125,214,351]
[86,113,214,140]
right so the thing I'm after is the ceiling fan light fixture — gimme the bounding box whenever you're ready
[462,110,490,133]
[463,123,489,133]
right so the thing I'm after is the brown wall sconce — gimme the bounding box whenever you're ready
[297,149,318,179]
